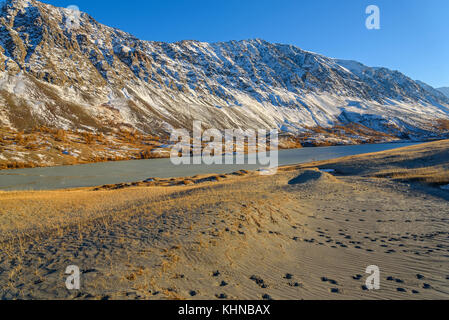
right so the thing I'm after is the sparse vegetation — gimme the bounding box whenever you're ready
[0,127,169,170]
[435,119,449,131]
[373,167,449,186]
[298,123,396,147]
[54,129,66,142]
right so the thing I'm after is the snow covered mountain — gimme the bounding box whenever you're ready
[1,0,448,140]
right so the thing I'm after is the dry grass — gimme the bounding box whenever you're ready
[373,166,449,186]
[290,139,449,185]
[0,171,279,299]
[0,171,261,244]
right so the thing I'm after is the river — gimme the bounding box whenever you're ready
[0,142,419,191]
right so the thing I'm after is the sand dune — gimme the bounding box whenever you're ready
[0,141,448,300]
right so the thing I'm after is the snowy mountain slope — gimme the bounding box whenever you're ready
[437,87,449,99]
[0,0,448,140]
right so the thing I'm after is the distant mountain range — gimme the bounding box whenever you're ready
[1,0,448,142]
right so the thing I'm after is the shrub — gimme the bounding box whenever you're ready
[55,129,66,142]
[15,132,25,145]
[436,120,449,131]
[83,132,94,144]
[140,148,154,159]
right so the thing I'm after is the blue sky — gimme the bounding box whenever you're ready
[43,0,448,88]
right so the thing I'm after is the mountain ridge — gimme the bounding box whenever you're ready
[0,0,448,142]
[437,87,449,99]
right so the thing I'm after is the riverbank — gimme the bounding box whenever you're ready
[0,140,448,300]
[0,127,169,170]
[0,124,411,171]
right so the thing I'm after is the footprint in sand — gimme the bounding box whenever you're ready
[288,282,302,288]
[321,277,338,285]
[250,275,268,288]
[189,290,198,297]
[329,288,340,293]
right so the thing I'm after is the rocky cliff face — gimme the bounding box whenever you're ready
[0,0,448,140]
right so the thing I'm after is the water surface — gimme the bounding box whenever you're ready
[0,142,419,191]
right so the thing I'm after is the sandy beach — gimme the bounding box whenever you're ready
[0,140,448,300]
